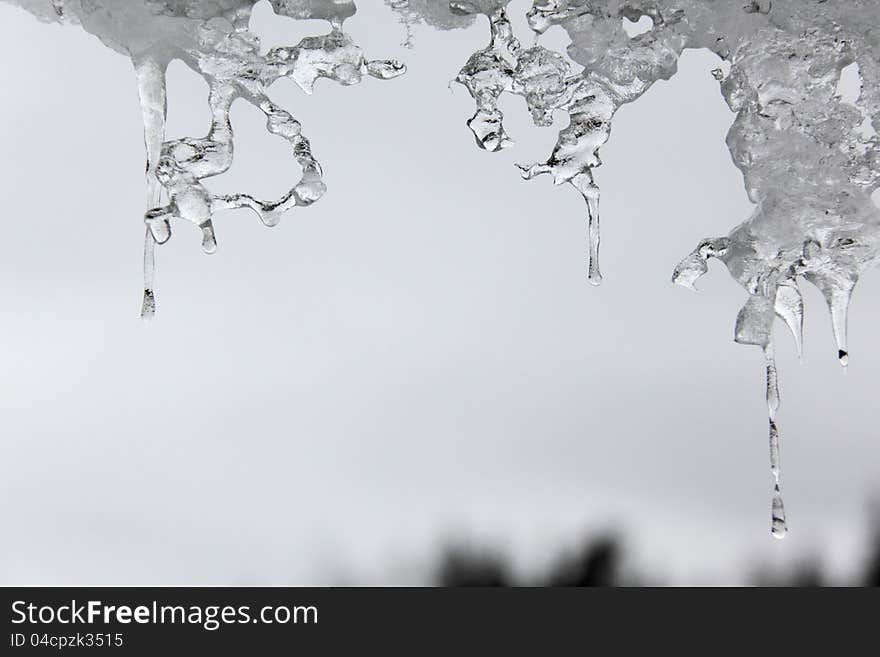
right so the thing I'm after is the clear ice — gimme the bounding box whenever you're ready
[4,0,406,317]
[7,0,880,538]
[391,0,880,538]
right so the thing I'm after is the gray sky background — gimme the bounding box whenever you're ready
[1,0,878,585]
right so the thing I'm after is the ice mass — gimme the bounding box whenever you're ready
[4,0,880,538]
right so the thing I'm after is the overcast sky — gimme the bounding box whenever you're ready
[0,0,878,585]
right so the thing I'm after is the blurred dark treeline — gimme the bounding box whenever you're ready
[437,535,626,586]
[434,512,880,587]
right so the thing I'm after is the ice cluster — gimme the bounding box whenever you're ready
[6,0,880,537]
[390,0,880,538]
[3,0,405,317]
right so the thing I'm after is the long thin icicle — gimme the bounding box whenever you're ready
[764,342,787,539]
[134,57,167,321]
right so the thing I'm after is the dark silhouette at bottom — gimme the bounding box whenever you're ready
[434,510,880,586]
[436,535,625,587]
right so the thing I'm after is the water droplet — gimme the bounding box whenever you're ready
[148,218,171,244]
[201,222,217,254]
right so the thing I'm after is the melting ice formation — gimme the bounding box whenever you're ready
[3,0,406,318]
[6,0,880,538]
[389,0,880,539]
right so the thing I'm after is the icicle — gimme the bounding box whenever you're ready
[828,283,853,368]
[134,57,167,321]
[200,221,217,254]
[829,286,852,368]
[771,483,787,539]
[587,195,601,286]
[141,228,157,321]
[572,173,602,286]
[805,271,856,368]
[765,342,779,416]
[774,279,804,359]
[764,342,787,539]
[768,416,780,478]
